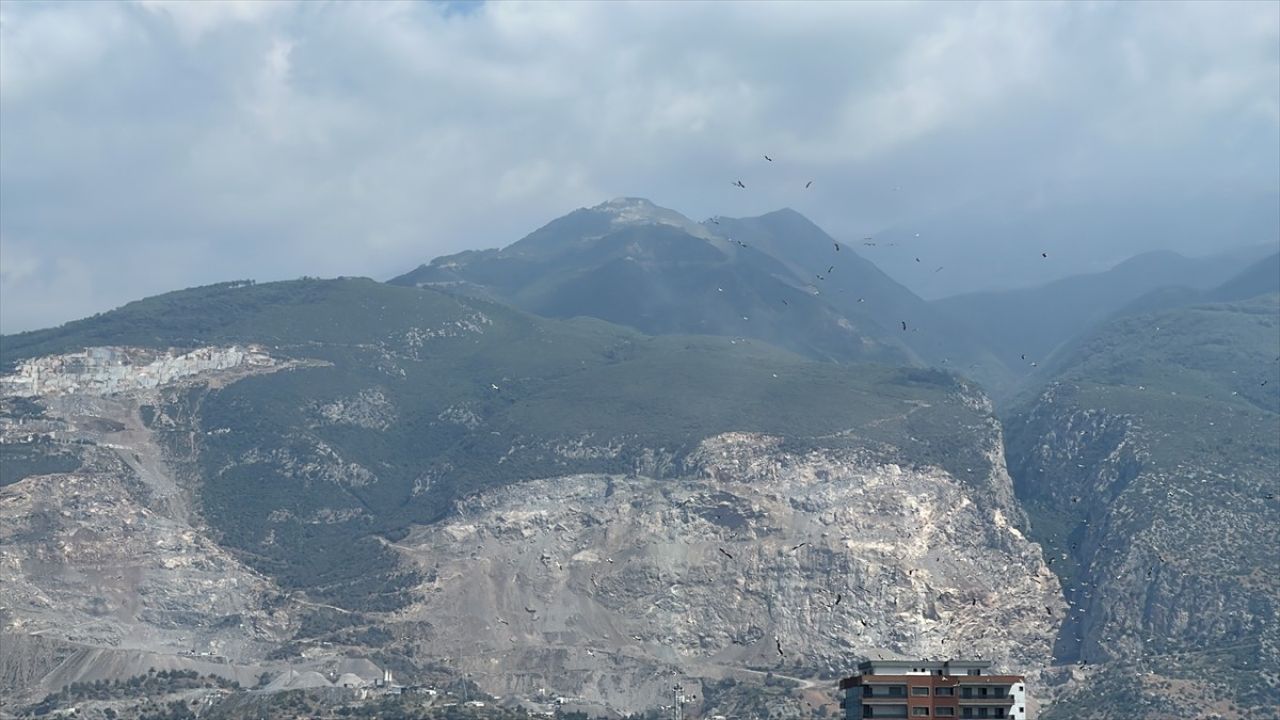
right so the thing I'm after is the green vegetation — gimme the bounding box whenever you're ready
[28,670,238,716]
[0,438,82,487]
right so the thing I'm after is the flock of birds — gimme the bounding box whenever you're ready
[726,153,1052,342]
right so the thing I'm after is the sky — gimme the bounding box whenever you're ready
[1,0,1277,334]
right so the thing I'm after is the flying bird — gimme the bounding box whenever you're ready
[775,638,785,657]
[834,242,841,252]
[805,180,813,188]
[901,321,908,331]
[764,154,774,162]
[718,548,734,560]
[791,542,808,552]
[733,180,746,189]
[1042,252,1048,258]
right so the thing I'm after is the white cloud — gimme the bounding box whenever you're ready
[135,0,290,45]
[0,0,1277,331]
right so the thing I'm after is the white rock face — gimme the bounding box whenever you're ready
[0,345,302,696]
[1,346,274,398]
[389,432,1063,716]
[0,470,282,656]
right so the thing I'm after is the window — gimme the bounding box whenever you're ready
[912,687,930,696]
[936,687,954,696]
[994,710,1005,719]
[979,687,989,697]
[936,709,955,718]
[962,710,973,719]
[961,688,973,698]
[968,669,981,676]
[912,709,930,717]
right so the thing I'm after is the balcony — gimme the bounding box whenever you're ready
[958,696,1013,704]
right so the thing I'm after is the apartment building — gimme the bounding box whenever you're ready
[839,660,1026,719]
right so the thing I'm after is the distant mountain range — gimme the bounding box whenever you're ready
[931,247,1276,398]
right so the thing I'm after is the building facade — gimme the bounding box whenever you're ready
[839,660,1026,720]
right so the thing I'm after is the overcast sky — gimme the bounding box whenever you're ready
[2,1,1277,333]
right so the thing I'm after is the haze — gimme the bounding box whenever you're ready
[1,0,1277,333]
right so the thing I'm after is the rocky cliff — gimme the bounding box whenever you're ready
[1003,297,1280,719]
[386,431,1061,715]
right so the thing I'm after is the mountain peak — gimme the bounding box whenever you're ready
[590,197,715,239]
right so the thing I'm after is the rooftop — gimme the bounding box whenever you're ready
[857,660,993,674]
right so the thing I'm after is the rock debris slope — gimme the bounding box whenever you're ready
[392,433,1061,715]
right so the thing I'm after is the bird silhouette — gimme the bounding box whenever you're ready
[733,180,746,189]
[805,180,813,188]
[764,154,774,162]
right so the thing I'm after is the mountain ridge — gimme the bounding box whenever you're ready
[392,197,1006,383]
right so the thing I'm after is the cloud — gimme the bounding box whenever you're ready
[1,0,1277,331]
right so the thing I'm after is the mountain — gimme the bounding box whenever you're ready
[932,248,1270,398]
[391,198,1004,383]
[0,277,1060,717]
[1002,277,1280,718]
